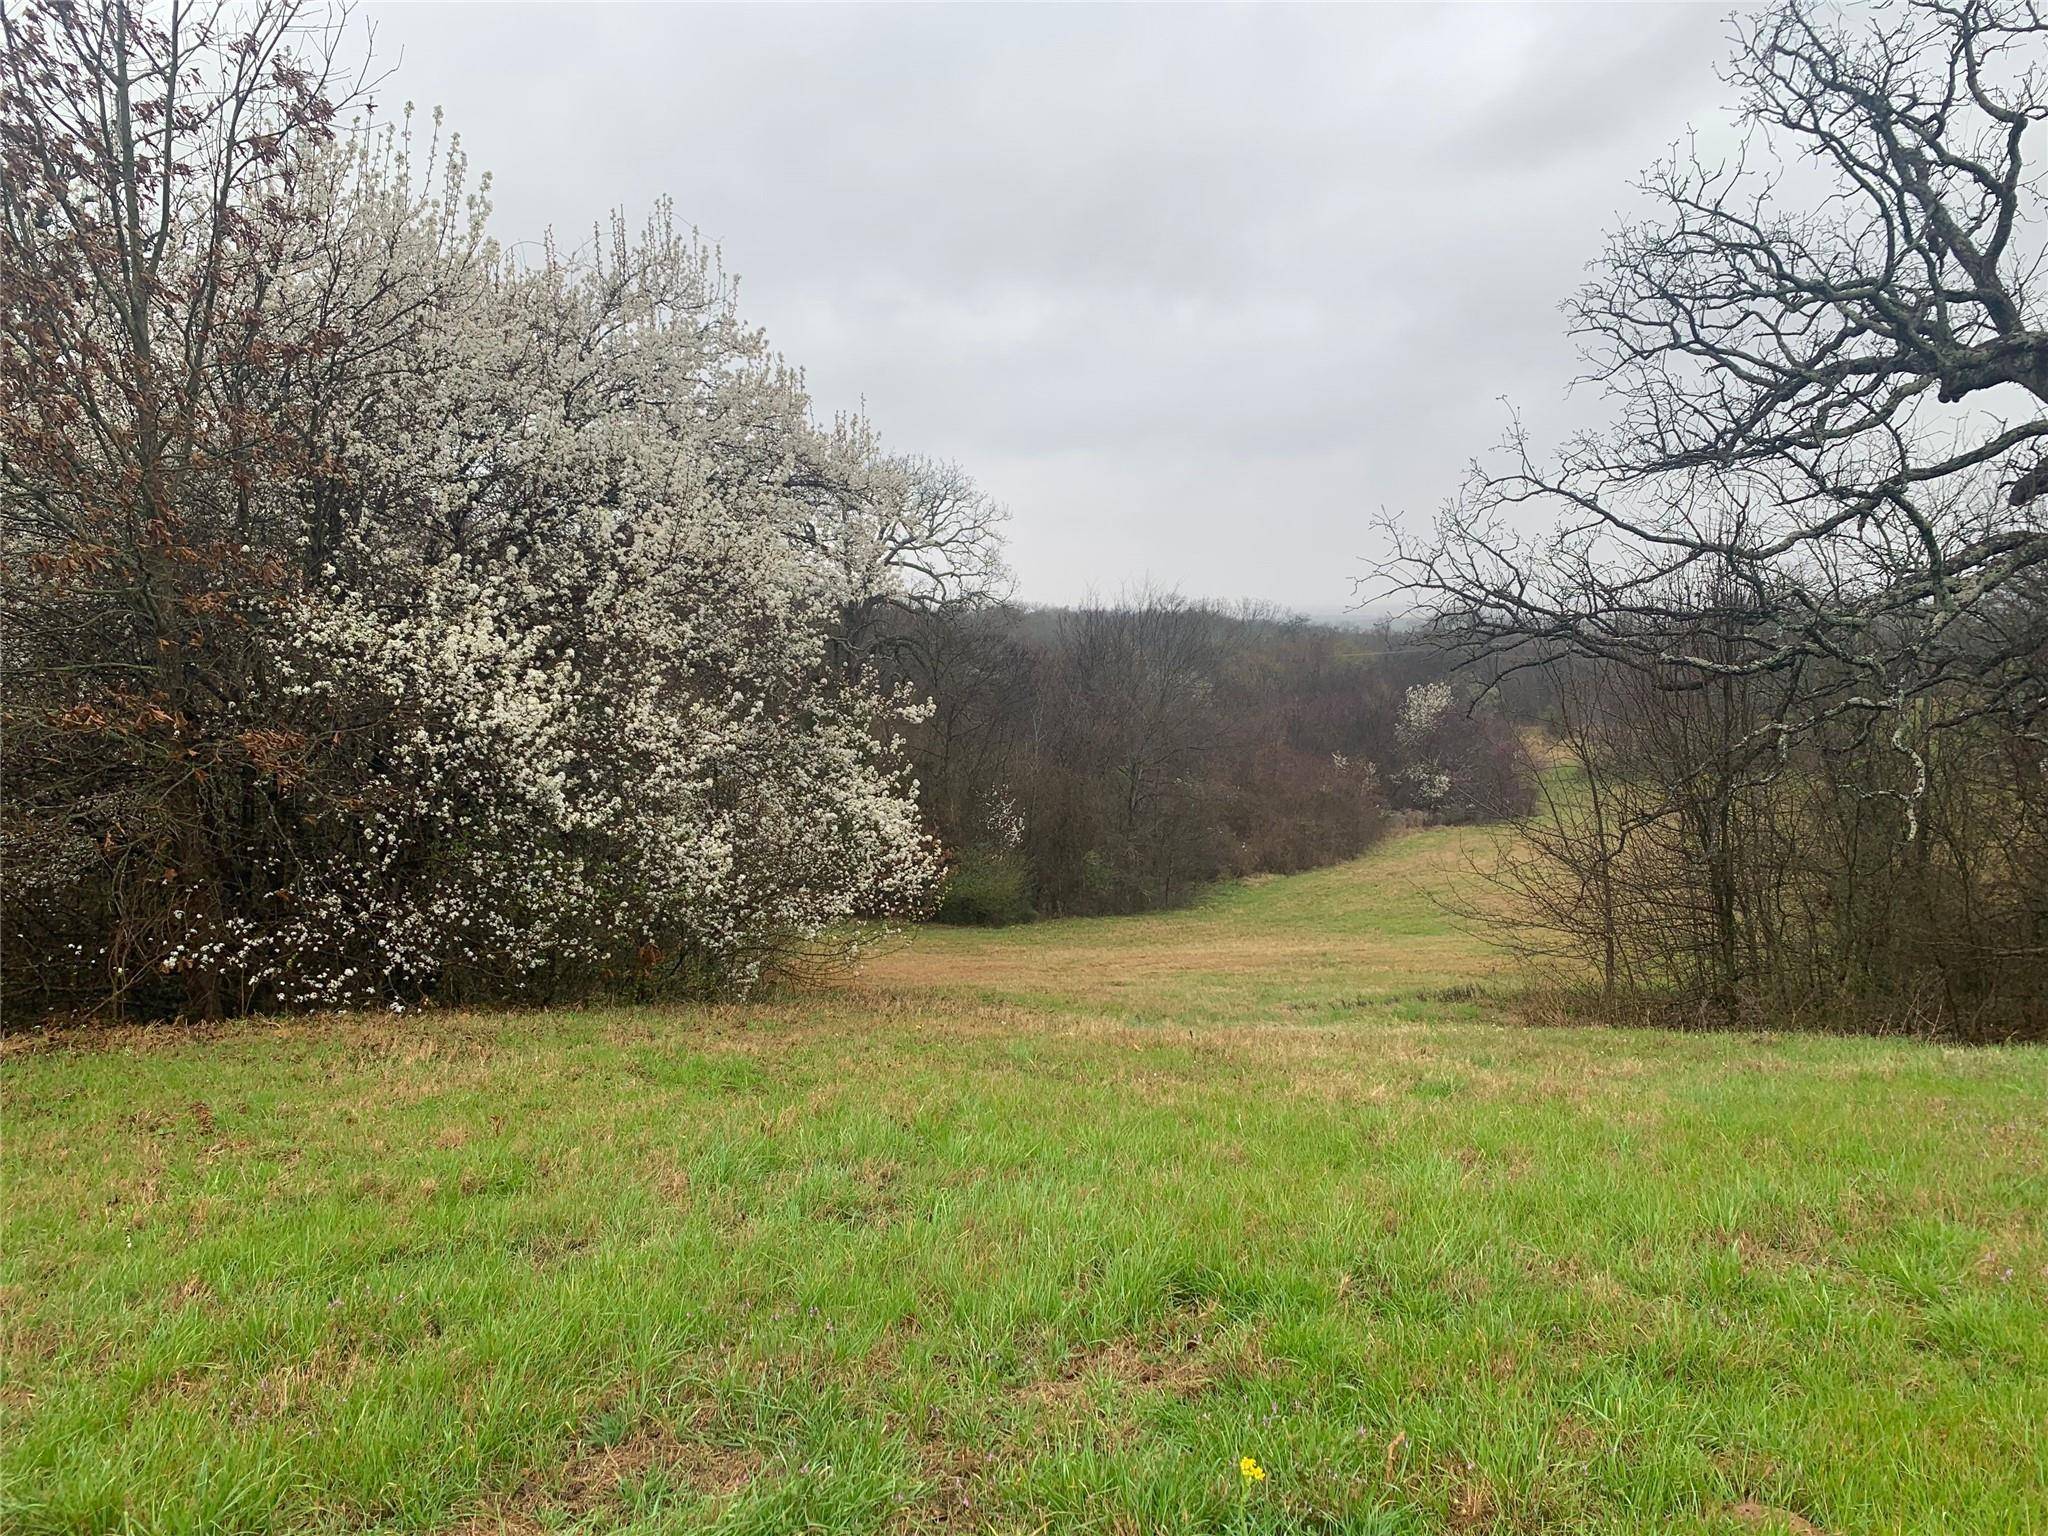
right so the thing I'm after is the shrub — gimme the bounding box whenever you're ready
[0,4,941,1019]
[932,848,1037,926]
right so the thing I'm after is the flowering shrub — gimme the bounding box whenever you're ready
[1385,679,1532,822]
[1,7,936,1018]
[1393,681,1458,808]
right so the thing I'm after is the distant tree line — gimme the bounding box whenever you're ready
[1387,0,2048,1039]
[855,595,1536,924]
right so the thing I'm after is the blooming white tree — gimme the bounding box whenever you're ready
[1392,681,1458,809]
[1,1,940,1016]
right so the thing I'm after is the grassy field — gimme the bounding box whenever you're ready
[5,825,2045,1535]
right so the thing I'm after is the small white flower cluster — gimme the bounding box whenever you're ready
[979,784,1026,850]
[1394,681,1459,808]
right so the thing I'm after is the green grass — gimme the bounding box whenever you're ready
[5,825,2045,1534]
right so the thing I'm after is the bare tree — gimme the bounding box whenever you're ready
[1379,0,2048,756]
[790,437,1012,670]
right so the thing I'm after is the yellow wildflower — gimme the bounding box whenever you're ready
[1239,1455,1266,1483]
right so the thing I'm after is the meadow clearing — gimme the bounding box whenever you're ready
[4,825,2044,1535]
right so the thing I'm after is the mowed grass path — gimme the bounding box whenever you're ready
[5,828,2045,1535]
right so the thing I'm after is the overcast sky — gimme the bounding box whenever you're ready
[361,2,1742,612]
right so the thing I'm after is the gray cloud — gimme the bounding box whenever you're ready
[364,1,1737,610]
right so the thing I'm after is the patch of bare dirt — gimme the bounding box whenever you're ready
[888,1442,992,1532]
[1725,1501,1823,1534]
[441,1510,549,1536]
[555,1421,759,1511]
[1448,1480,1498,1530]
[1014,1332,1215,1409]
